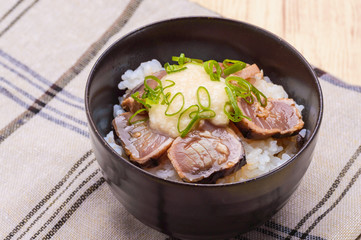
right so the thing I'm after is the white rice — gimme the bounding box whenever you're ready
[106,60,304,183]
[146,157,182,182]
[254,75,288,99]
[104,131,124,155]
[217,135,298,183]
[118,59,163,90]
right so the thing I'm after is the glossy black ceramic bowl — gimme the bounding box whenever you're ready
[85,17,323,239]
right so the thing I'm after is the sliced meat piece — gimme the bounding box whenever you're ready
[236,98,304,139]
[121,70,167,113]
[231,64,262,84]
[112,112,173,165]
[167,120,246,183]
[121,97,144,114]
[218,63,262,84]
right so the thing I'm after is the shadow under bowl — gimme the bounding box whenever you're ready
[85,17,323,240]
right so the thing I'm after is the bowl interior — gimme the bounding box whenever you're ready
[86,17,322,179]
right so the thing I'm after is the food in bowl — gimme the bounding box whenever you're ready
[86,17,323,239]
[106,54,305,184]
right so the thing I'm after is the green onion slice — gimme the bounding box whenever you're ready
[128,108,149,125]
[223,62,246,76]
[165,92,185,116]
[143,75,161,101]
[223,86,251,122]
[223,59,246,68]
[203,60,222,81]
[173,53,186,65]
[177,88,215,136]
[252,86,267,107]
[163,80,175,90]
[223,102,246,122]
[223,102,237,122]
[131,91,150,108]
[225,76,267,106]
[143,75,171,105]
[144,75,162,93]
[164,62,187,74]
[223,74,268,122]
[222,59,247,76]
[196,86,211,109]
[198,109,216,119]
[177,104,200,137]
[189,109,216,119]
[225,76,252,98]
[161,92,171,105]
[172,53,203,65]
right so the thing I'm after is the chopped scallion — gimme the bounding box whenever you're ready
[172,53,203,65]
[165,92,184,116]
[197,86,211,109]
[164,62,187,74]
[223,62,246,75]
[177,104,200,137]
[128,108,149,125]
[203,60,222,81]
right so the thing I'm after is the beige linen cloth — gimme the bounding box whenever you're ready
[0,0,360,239]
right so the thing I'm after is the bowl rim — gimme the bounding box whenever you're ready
[85,16,323,188]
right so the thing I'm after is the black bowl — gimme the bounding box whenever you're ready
[85,17,323,239]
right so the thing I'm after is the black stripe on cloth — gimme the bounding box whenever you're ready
[0,49,84,104]
[0,86,89,138]
[0,0,24,23]
[314,67,361,93]
[264,221,326,240]
[17,158,97,239]
[4,150,93,240]
[301,166,361,239]
[0,0,39,37]
[256,227,285,239]
[35,175,105,239]
[236,227,324,240]
[256,227,325,240]
[0,60,84,110]
[286,145,361,239]
[0,77,87,126]
[0,0,143,145]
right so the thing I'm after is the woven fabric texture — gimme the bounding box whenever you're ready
[0,0,360,239]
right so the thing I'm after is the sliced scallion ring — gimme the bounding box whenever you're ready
[165,92,185,116]
[177,104,200,137]
[198,109,216,119]
[131,91,149,108]
[223,86,251,122]
[128,108,149,125]
[252,86,267,107]
[172,53,203,65]
[197,86,211,109]
[203,60,222,81]
[222,59,246,68]
[164,62,187,74]
[163,80,175,90]
[223,62,247,76]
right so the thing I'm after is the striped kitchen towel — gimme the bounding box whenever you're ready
[0,0,360,239]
